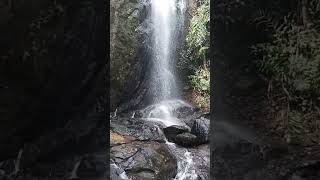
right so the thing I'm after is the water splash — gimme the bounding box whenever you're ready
[111,163,131,180]
[154,125,198,180]
[110,108,117,118]
[174,151,198,180]
[141,99,192,127]
[131,111,135,118]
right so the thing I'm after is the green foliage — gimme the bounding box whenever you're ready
[311,0,320,23]
[189,67,210,110]
[189,68,210,94]
[183,0,210,110]
[286,111,305,144]
[252,21,320,95]
[253,11,320,144]
[186,0,209,66]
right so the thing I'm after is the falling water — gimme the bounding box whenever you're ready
[148,1,198,180]
[150,0,185,102]
[148,0,187,126]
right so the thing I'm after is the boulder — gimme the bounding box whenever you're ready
[174,133,199,147]
[133,110,144,118]
[111,117,165,142]
[163,125,189,142]
[111,141,177,180]
[172,105,195,119]
[110,131,136,146]
[77,152,106,178]
[191,118,210,144]
[180,112,203,128]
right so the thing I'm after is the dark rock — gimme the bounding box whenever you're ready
[212,140,265,180]
[110,0,145,109]
[289,174,306,180]
[173,105,195,119]
[110,131,136,146]
[111,141,177,180]
[163,125,189,142]
[189,144,210,180]
[110,163,129,180]
[174,133,199,147]
[77,152,106,178]
[243,169,271,180]
[191,118,210,144]
[0,175,12,180]
[111,117,165,142]
[0,159,14,175]
[262,142,289,160]
[134,110,144,118]
[180,112,203,128]
[18,152,107,179]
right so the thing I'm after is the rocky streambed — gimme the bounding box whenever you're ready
[110,100,210,180]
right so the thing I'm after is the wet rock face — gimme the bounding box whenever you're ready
[110,0,150,109]
[179,111,203,128]
[163,125,189,142]
[162,116,209,147]
[111,163,129,180]
[191,117,210,144]
[111,117,178,180]
[189,144,210,180]
[133,110,144,118]
[111,117,166,142]
[111,111,210,179]
[111,141,177,180]
[173,105,195,119]
[174,132,199,147]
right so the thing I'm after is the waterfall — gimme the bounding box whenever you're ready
[150,0,186,103]
[147,1,199,180]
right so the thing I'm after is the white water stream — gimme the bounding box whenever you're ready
[149,0,198,179]
[150,0,185,102]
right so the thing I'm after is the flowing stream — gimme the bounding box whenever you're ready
[143,101,198,180]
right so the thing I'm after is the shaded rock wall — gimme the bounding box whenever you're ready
[110,0,147,110]
[0,0,106,178]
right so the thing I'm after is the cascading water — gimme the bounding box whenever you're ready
[147,0,188,126]
[150,0,183,102]
[147,1,199,180]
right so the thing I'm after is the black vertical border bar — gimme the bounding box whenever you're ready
[210,0,214,178]
[106,0,111,178]
[211,0,226,178]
